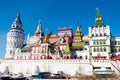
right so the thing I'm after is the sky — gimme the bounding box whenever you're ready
[0,0,120,58]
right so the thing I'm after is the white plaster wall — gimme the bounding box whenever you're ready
[0,60,93,76]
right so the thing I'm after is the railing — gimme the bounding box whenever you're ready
[0,59,90,64]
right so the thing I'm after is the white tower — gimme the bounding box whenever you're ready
[89,9,111,59]
[5,13,24,59]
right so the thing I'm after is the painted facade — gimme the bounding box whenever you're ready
[4,9,120,75]
[5,9,120,60]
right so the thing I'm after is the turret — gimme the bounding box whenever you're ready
[34,20,43,38]
[11,13,23,30]
[5,13,24,59]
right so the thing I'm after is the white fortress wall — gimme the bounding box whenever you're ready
[0,60,93,76]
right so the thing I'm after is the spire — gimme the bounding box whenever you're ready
[27,33,30,44]
[11,13,23,30]
[36,20,42,33]
[75,21,82,36]
[34,20,42,37]
[95,8,103,26]
[76,21,81,33]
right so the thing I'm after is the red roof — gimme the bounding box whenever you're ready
[112,54,120,61]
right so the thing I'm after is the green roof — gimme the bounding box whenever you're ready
[95,10,103,26]
[64,44,70,53]
[96,11,102,17]
[21,44,30,52]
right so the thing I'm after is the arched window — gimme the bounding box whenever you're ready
[80,56,82,59]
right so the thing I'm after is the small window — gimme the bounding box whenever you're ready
[119,48,120,52]
[16,26,18,28]
[115,41,117,45]
[100,40,102,44]
[84,48,87,50]
[118,41,120,45]
[94,48,96,52]
[12,25,15,28]
[96,34,98,37]
[100,48,102,52]
[111,49,114,52]
[100,33,102,36]
[80,56,82,59]
[85,55,87,59]
[92,34,94,37]
[104,33,107,36]
[104,47,106,52]
[97,48,99,52]
[97,41,99,44]
[103,41,106,44]
[93,41,95,45]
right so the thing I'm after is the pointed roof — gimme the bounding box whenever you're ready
[74,23,83,37]
[76,21,82,34]
[96,8,102,17]
[13,13,22,25]
[76,26,81,33]
[36,20,42,33]
[34,20,44,37]
[64,43,70,53]
[11,13,23,30]
[95,8,103,26]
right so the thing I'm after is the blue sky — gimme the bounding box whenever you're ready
[0,0,120,58]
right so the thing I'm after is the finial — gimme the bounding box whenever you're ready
[39,19,42,24]
[96,7,99,12]
[17,12,20,18]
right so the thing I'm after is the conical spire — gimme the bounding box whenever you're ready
[34,20,43,37]
[27,33,30,44]
[75,21,82,36]
[36,20,42,33]
[11,13,23,29]
[95,8,103,26]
